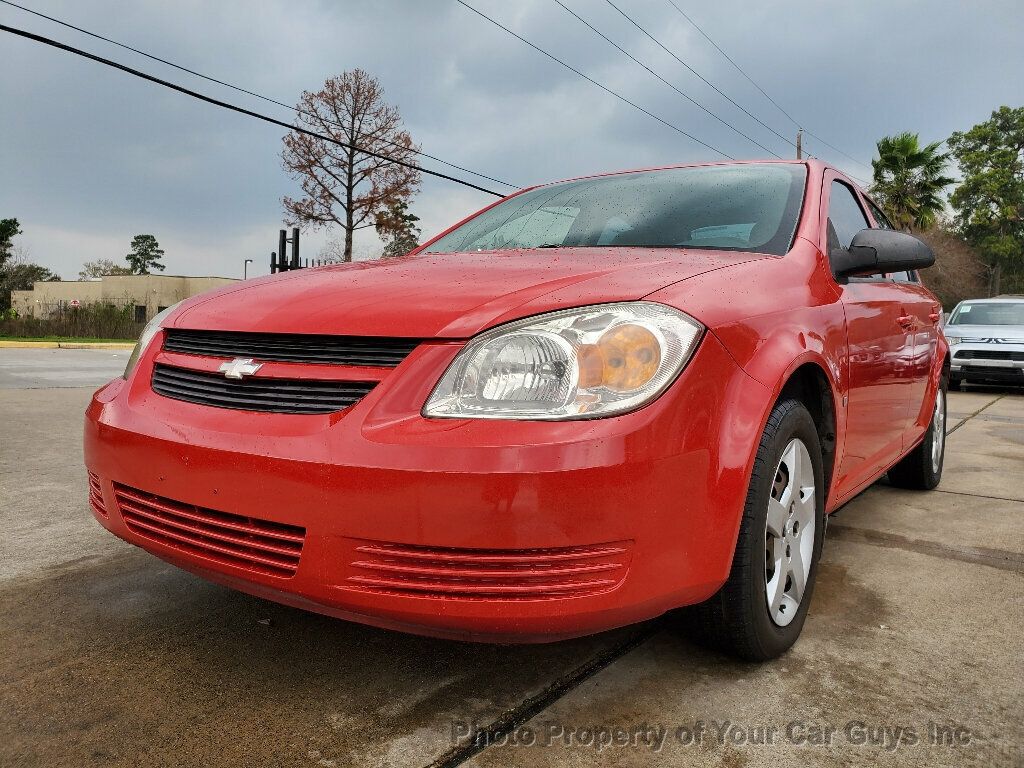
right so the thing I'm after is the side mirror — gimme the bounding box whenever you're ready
[832,229,935,278]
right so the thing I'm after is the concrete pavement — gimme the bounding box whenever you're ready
[1,349,1021,767]
[0,347,128,389]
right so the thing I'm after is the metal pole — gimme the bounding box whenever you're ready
[270,251,277,274]
[291,227,300,269]
[244,258,253,279]
[796,129,803,160]
[278,230,288,271]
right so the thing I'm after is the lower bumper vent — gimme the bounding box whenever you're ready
[114,484,305,577]
[342,540,632,600]
[88,472,107,517]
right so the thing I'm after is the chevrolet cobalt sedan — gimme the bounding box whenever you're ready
[85,160,947,660]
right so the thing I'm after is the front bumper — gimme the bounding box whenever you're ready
[84,333,764,642]
[949,342,1024,384]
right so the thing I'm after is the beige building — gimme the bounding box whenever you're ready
[11,274,238,322]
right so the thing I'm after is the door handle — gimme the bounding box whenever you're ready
[928,312,940,322]
[897,315,915,330]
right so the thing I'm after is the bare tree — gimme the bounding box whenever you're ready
[318,237,377,264]
[281,69,421,262]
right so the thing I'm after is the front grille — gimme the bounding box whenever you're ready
[88,472,107,517]
[341,540,632,600]
[164,329,421,367]
[151,363,376,414]
[960,365,1023,377]
[954,350,1024,361]
[114,484,305,577]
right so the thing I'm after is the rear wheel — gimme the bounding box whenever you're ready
[888,382,946,490]
[691,399,825,661]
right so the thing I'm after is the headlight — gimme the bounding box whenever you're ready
[946,336,961,345]
[423,302,703,420]
[123,302,181,378]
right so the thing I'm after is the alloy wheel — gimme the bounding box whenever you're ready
[931,389,946,474]
[765,438,816,627]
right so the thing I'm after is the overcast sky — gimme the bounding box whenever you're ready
[2,0,1022,280]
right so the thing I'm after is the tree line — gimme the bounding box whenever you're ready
[869,106,1023,303]
[0,224,167,314]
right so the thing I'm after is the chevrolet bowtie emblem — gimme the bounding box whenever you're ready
[218,358,262,379]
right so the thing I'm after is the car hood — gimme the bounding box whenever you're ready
[946,325,1024,343]
[170,248,766,338]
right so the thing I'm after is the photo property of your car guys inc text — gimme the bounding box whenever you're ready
[1,1,1021,766]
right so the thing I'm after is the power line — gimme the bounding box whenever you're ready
[551,0,781,158]
[603,0,795,154]
[455,0,734,160]
[663,0,874,176]
[664,0,800,130]
[0,0,520,191]
[0,23,506,197]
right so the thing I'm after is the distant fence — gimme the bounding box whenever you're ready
[1,301,144,340]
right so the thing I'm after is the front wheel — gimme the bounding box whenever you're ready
[691,398,825,661]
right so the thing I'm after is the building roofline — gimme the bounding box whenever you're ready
[45,275,239,283]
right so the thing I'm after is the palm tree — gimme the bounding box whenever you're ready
[870,132,955,232]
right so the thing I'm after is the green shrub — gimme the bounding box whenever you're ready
[0,302,143,340]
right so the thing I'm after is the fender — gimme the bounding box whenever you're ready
[709,303,848,505]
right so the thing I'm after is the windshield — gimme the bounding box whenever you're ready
[424,163,807,257]
[948,302,1024,326]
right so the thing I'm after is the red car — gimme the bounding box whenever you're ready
[85,160,946,660]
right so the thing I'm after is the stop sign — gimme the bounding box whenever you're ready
[69,299,81,308]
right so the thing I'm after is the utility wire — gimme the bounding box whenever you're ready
[552,0,781,158]
[664,0,874,176]
[0,23,506,196]
[665,0,800,130]
[602,0,794,154]
[0,0,520,190]
[456,0,734,160]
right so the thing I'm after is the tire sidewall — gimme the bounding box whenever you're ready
[923,379,948,488]
[744,403,826,658]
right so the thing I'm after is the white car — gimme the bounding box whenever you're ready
[946,296,1024,388]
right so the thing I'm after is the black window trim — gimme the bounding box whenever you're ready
[826,178,890,284]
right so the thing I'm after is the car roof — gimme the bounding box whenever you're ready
[957,297,1024,304]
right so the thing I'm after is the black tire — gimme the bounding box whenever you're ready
[888,380,947,490]
[690,398,826,661]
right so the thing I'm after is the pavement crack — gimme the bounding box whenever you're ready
[828,523,1023,573]
[423,623,661,768]
[933,488,1024,504]
[946,394,1005,436]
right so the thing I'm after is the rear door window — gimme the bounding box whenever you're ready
[866,199,895,230]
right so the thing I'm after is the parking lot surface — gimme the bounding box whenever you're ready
[2,348,1021,767]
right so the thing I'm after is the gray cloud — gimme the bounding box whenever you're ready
[1,0,1021,279]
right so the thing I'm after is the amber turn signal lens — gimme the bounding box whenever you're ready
[577,344,604,388]
[576,323,662,392]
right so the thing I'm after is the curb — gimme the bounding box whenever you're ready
[0,341,135,349]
